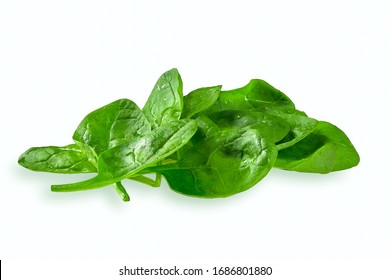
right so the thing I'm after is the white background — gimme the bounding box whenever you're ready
[0,0,389,279]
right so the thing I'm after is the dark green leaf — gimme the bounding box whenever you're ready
[17,68,360,202]
[51,120,198,192]
[148,128,277,198]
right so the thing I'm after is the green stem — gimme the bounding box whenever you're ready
[129,174,162,187]
[155,173,162,186]
[112,181,130,202]
[51,176,112,192]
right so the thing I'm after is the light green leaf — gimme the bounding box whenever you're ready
[182,85,221,118]
[143,68,183,128]
[275,121,360,173]
[206,79,295,113]
[18,144,97,174]
[73,98,151,156]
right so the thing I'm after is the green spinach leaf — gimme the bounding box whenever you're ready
[142,68,183,129]
[201,79,316,150]
[51,120,198,192]
[270,109,318,150]
[146,127,277,197]
[188,114,221,144]
[72,98,152,200]
[181,85,221,118]
[18,68,360,202]
[73,98,151,157]
[275,121,360,173]
[207,110,290,143]
[18,144,97,174]
[206,79,295,113]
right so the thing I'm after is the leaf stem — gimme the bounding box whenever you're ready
[156,173,162,186]
[129,174,161,187]
[112,181,130,202]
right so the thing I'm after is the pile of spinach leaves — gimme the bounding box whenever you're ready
[18,69,360,201]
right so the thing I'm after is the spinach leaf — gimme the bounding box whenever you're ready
[142,68,183,129]
[18,68,360,202]
[201,79,316,149]
[188,114,221,144]
[275,121,360,173]
[72,98,152,200]
[146,128,277,198]
[51,120,198,192]
[18,144,97,174]
[164,115,220,163]
[181,86,221,118]
[270,109,318,150]
[206,79,295,113]
[73,98,151,157]
[207,110,290,143]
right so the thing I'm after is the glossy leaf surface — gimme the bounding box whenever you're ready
[18,144,96,174]
[73,99,151,157]
[143,68,183,128]
[207,110,290,143]
[182,86,221,118]
[18,68,360,202]
[270,109,318,150]
[149,128,277,197]
[52,120,198,191]
[206,79,295,113]
[275,121,360,173]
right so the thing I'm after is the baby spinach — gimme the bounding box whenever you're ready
[145,127,277,197]
[18,68,360,202]
[274,121,360,173]
[206,110,290,143]
[142,68,183,129]
[73,98,151,158]
[52,120,197,192]
[205,79,295,113]
[271,109,318,150]
[181,85,221,118]
[18,144,96,174]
